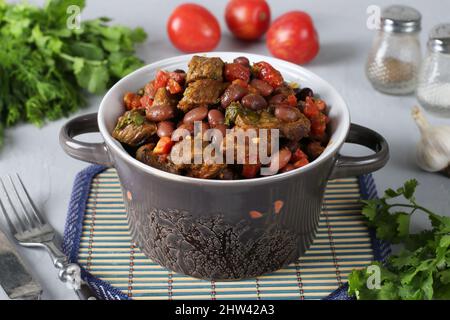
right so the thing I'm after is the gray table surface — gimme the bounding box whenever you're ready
[1,0,449,300]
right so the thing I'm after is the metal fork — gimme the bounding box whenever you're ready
[0,174,96,300]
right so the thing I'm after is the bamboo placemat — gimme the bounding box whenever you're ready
[63,166,390,300]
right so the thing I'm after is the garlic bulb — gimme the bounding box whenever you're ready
[412,106,450,173]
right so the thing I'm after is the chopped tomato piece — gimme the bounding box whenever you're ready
[293,158,310,168]
[315,99,327,111]
[291,148,308,163]
[154,70,170,90]
[242,164,261,179]
[307,141,325,160]
[140,95,153,108]
[287,94,297,107]
[124,92,142,110]
[168,71,186,84]
[144,81,157,98]
[303,97,319,118]
[166,78,183,94]
[153,137,175,155]
[311,113,328,137]
[253,61,284,88]
[224,63,251,83]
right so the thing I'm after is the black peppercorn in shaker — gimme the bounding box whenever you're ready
[366,5,422,95]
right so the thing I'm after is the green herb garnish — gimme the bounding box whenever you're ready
[0,0,147,148]
[348,179,450,300]
[116,110,145,130]
[224,102,259,126]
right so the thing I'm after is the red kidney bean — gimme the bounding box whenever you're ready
[183,106,208,124]
[269,93,288,105]
[250,79,273,97]
[242,94,268,111]
[269,148,292,174]
[221,84,248,108]
[233,56,250,66]
[278,148,292,170]
[274,106,301,122]
[208,109,225,127]
[157,121,175,138]
[146,105,176,122]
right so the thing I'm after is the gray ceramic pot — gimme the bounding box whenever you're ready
[60,53,389,281]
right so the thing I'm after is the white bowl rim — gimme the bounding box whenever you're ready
[98,52,351,186]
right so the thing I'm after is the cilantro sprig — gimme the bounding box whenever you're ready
[0,0,147,148]
[348,179,450,300]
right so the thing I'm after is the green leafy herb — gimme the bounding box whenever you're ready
[116,110,145,130]
[0,0,147,148]
[224,102,259,126]
[348,179,450,300]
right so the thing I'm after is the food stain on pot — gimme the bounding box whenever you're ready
[274,200,284,214]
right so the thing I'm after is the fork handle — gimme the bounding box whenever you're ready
[75,283,97,300]
[44,242,98,300]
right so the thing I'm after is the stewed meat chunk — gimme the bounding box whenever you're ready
[153,87,179,107]
[112,110,157,147]
[186,56,224,83]
[178,79,225,112]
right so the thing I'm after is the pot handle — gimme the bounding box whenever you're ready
[329,124,389,180]
[59,113,113,167]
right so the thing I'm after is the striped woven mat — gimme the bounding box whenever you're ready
[63,166,390,300]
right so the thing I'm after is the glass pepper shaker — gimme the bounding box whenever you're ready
[417,24,450,117]
[366,5,422,95]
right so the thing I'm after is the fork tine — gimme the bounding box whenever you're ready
[0,196,18,235]
[8,175,39,228]
[0,178,25,233]
[14,174,45,226]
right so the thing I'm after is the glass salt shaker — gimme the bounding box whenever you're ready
[417,24,450,117]
[366,5,422,95]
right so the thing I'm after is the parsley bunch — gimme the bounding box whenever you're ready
[348,180,450,300]
[0,0,147,147]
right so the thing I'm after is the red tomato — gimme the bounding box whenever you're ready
[267,11,320,64]
[167,4,221,53]
[242,164,261,179]
[124,92,142,110]
[225,0,271,41]
[253,61,284,88]
[140,96,153,108]
[154,71,169,90]
[303,97,320,118]
[224,63,251,83]
[153,137,175,155]
[166,79,183,94]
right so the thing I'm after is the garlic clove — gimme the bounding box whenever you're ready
[416,142,450,172]
[412,107,450,173]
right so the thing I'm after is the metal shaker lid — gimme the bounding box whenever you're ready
[381,5,421,33]
[428,24,450,54]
